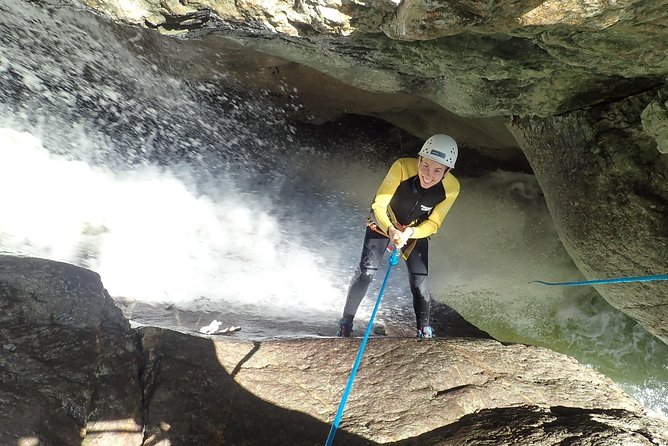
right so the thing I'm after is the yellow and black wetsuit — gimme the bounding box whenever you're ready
[342,158,460,330]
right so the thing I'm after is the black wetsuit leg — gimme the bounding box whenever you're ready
[342,227,390,321]
[406,237,430,328]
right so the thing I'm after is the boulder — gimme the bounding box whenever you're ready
[0,255,143,446]
[140,327,668,445]
[508,86,668,344]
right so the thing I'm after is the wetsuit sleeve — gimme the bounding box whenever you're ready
[371,159,404,233]
[411,177,460,239]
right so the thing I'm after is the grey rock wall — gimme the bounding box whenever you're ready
[79,0,668,117]
[0,256,143,445]
[508,86,668,343]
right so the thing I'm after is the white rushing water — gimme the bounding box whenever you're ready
[1,0,666,417]
[0,131,339,312]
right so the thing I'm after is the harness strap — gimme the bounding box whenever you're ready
[366,220,389,237]
[366,220,410,236]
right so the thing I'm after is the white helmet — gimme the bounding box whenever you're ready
[418,134,458,168]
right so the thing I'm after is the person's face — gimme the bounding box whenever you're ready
[418,157,449,189]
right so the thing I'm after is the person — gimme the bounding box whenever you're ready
[337,134,460,339]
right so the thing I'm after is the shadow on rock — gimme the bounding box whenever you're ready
[430,300,493,339]
[387,405,668,446]
[140,327,378,445]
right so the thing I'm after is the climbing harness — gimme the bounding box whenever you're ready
[325,247,400,446]
[367,220,409,237]
[529,274,668,287]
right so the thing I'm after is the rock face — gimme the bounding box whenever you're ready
[0,256,143,446]
[73,0,668,344]
[141,327,668,445]
[508,86,668,344]
[79,0,667,118]
[2,256,668,445]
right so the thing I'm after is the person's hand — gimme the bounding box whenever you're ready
[388,226,414,249]
[387,226,400,246]
[397,227,414,248]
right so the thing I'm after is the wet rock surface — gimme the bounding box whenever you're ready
[508,86,668,344]
[78,0,667,118]
[2,256,667,445]
[0,255,143,445]
[141,327,668,445]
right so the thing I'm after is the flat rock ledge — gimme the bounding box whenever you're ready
[1,255,667,445]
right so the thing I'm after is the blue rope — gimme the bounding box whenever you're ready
[325,247,399,446]
[529,274,668,287]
